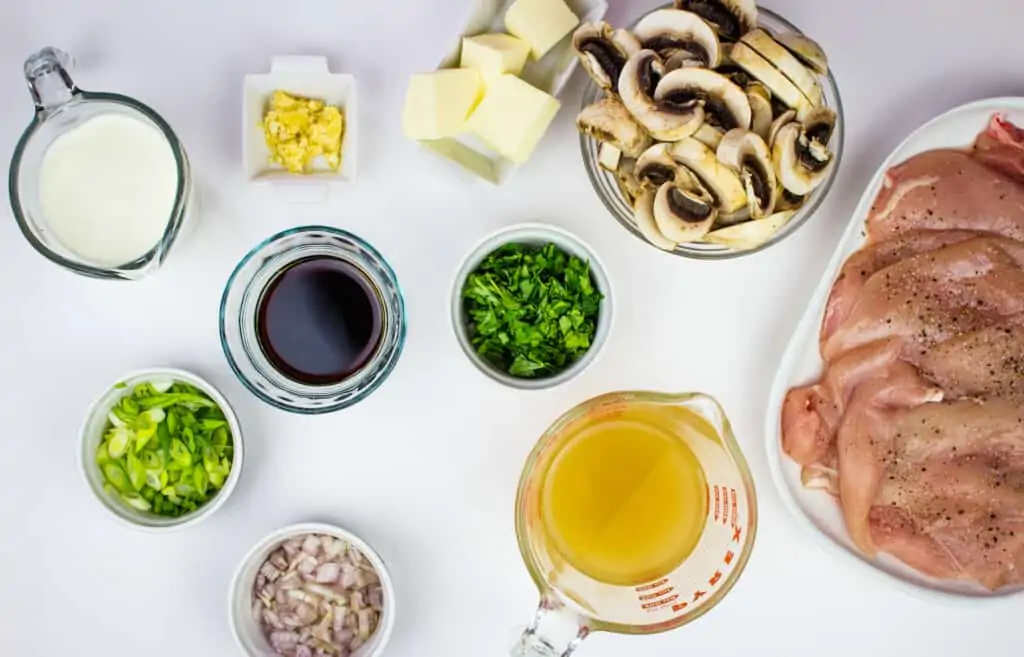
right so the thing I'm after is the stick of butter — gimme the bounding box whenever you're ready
[460,34,531,86]
[504,0,580,60]
[402,69,484,140]
[467,74,560,164]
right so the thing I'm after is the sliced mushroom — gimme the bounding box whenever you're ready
[776,187,806,211]
[767,109,797,147]
[703,210,795,249]
[693,123,724,150]
[633,9,721,69]
[740,29,822,107]
[717,129,777,218]
[635,143,681,188]
[654,67,751,131]
[803,106,837,155]
[598,143,622,172]
[615,157,645,205]
[634,187,679,251]
[728,41,813,118]
[653,171,718,242]
[773,119,835,195]
[619,50,704,140]
[669,137,748,214]
[577,95,652,158]
[774,32,829,75]
[673,0,758,42]
[747,83,773,140]
[573,22,642,93]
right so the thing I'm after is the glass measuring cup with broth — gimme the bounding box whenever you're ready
[513,392,758,656]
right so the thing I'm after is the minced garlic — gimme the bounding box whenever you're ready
[260,90,344,174]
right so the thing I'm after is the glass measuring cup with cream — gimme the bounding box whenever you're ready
[512,391,758,656]
[9,47,195,280]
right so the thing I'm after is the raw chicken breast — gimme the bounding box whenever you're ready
[866,149,1024,241]
[782,114,1024,590]
[821,236,1024,362]
[841,398,1024,590]
[974,114,1024,184]
[821,230,979,347]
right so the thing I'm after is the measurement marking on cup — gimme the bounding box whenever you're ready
[641,594,679,610]
[724,550,735,565]
[638,586,674,601]
[635,578,668,592]
[713,485,721,522]
[730,488,739,528]
[708,570,722,586]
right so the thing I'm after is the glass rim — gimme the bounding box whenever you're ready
[218,225,407,415]
[579,5,846,260]
[8,89,191,279]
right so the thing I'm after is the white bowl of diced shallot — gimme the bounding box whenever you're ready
[229,523,395,657]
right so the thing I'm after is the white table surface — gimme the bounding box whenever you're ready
[1,1,1021,655]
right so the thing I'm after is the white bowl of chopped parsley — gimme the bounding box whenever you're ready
[78,368,243,531]
[451,223,613,389]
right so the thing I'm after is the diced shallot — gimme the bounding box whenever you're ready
[314,562,340,583]
[253,533,384,657]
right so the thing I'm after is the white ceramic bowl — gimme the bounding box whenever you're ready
[78,368,244,531]
[243,55,357,185]
[229,522,396,657]
[450,222,614,390]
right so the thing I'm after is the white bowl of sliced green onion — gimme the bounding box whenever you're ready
[79,368,243,530]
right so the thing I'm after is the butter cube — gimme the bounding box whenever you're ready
[402,69,484,140]
[460,33,532,85]
[504,0,580,59]
[467,74,561,163]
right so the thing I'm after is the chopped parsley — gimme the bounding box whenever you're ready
[462,242,603,378]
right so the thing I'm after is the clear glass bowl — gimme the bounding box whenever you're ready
[219,226,406,414]
[580,6,845,260]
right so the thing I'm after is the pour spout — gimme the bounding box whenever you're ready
[24,47,78,112]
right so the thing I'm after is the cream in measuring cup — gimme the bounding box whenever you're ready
[9,47,195,280]
[513,392,758,656]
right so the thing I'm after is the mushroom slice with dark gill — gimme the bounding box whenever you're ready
[654,67,752,132]
[670,137,748,215]
[635,142,682,188]
[673,0,758,42]
[717,129,777,219]
[653,170,719,242]
[772,107,837,195]
[634,187,680,251]
[619,50,704,141]
[774,32,829,76]
[632,9,721,69]
[576,95,651,158]
[573,22,641,93]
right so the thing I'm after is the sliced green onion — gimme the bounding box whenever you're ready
[95,379,233,518]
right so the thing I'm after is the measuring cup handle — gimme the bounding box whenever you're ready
[24,47,79,113]
[511,601,590,657]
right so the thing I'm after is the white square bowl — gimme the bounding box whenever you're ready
[243,56,357,183]
[416,0,608,185]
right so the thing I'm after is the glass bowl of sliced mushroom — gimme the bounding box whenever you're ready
[575,1,843,258]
